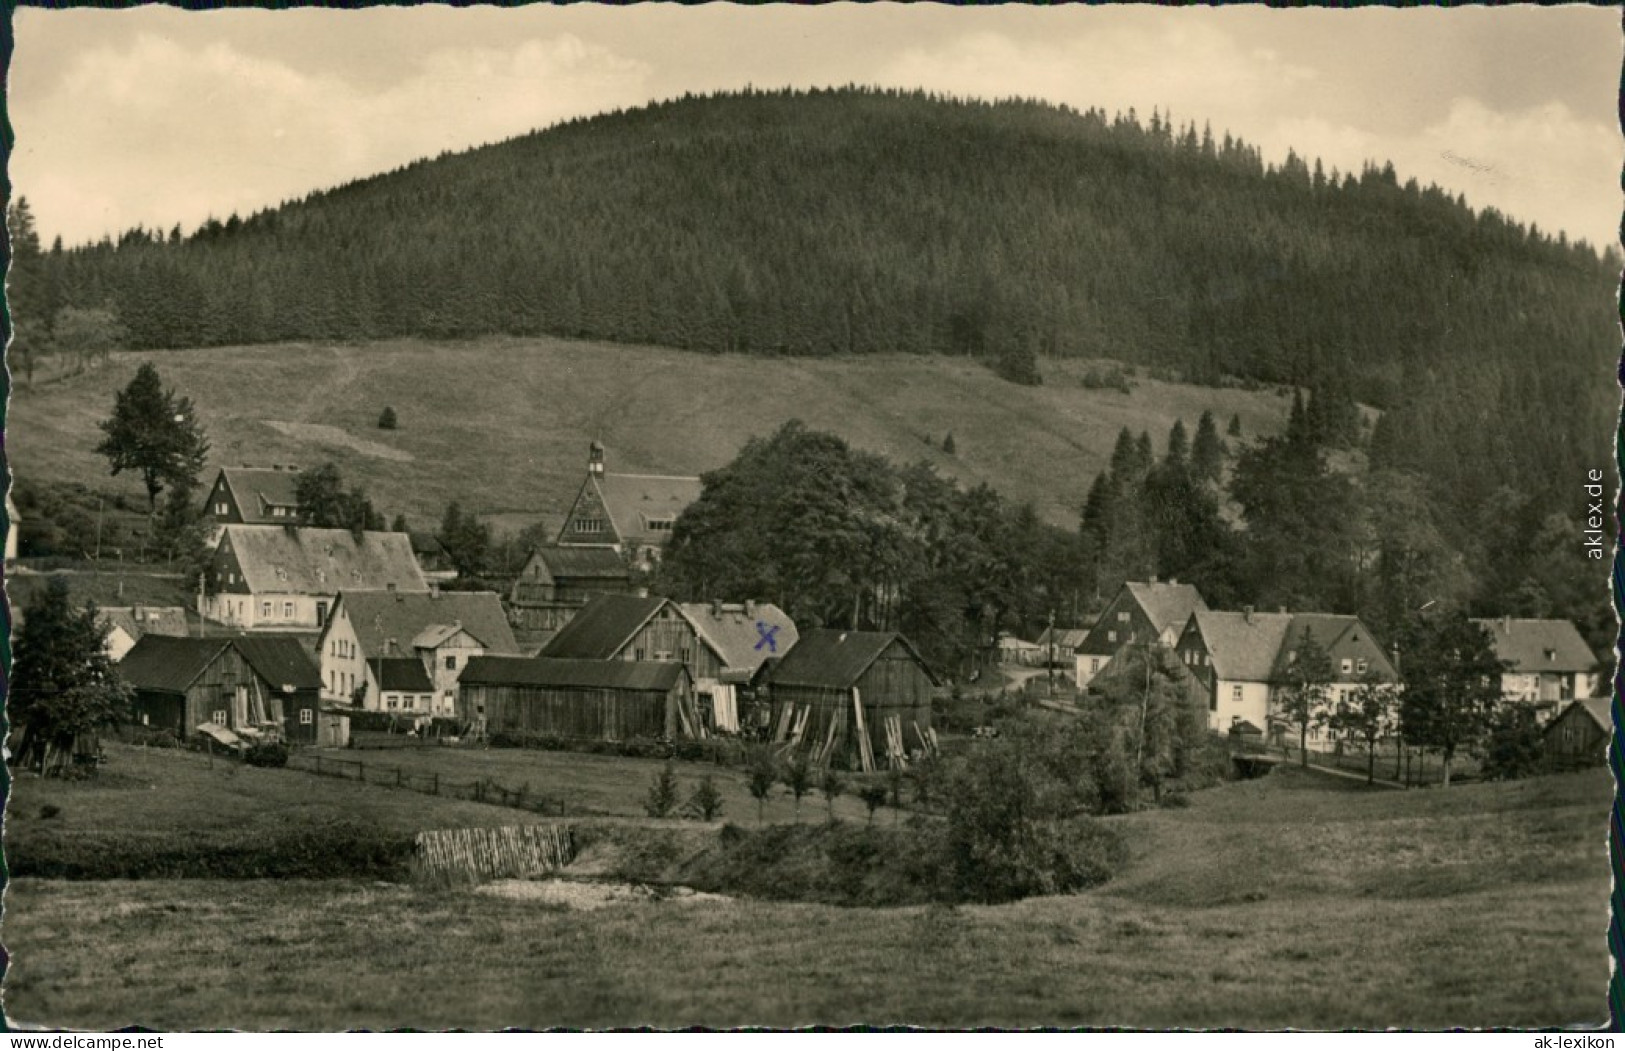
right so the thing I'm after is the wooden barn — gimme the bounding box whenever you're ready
[458,656,699,742]
[118,634,326,745]
[1543,696,1613,767]
[766,629,938,771]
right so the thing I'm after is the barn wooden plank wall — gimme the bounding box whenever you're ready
[770,647,934,770]
[463,682,678,740]
[414,824,576,882]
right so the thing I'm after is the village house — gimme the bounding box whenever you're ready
[118,633,332,745]
[199,525,428,630]
[508,543,633,634]
[1035,626,1090,669]
[98,605,191,662]
[677,600,798,733]
[1175,609,1398,740]
[1542,696,1613,767]
[765,628,939,771]
[317,589,520,716]
[1472,617,1599,722]
[458,656,699,742]
[200,465,303,526]
[556,442,702,570]
[996,633,1044,666]
[1075,579,1208,687]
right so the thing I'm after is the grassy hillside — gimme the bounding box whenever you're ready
[5,765,1610,1029]
[8,338,1290,533]
[19,87,1614,522]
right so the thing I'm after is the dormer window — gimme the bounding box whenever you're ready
[1544,648,1557,662]
[645,517,675,533]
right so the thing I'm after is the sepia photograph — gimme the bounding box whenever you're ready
[1,2,1619,1032]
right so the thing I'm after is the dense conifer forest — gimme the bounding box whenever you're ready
[9,86,1617,653]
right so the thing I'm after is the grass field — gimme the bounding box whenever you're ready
[294,744,882,825]
[3,761,1611,1030]
[8,338,1291,532]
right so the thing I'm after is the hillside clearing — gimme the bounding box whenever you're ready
[7,339,1289,532]
[3,764,1610,1030]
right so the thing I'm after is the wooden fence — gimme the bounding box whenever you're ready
[285,752,570,816]
[414,824,576,883]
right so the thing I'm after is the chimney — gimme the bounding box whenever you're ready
[711,599,722,618]
[1243,605,1254,624]
[588,441,605,479]
[1503,615,1512,634]
[1167,577,1178,586]
[1149,574,1158,584]
[1278,606,1287,615]
[745,599,756,618]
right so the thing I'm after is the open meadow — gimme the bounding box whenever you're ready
[2,750,1611,1030]
[7,338,1290,532]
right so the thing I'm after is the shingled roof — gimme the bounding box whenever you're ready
[333,590,520,658]
[1473,618,1597,674]
[220,525,427,596]
[1270,614,1397,681]
[1125,581,1209,635]
[678,602,798,678]
[597,473,702,547]
[768,628,938,689]
[460,656,688,692]
[538,593,670,660]
[1189,610,1295,683]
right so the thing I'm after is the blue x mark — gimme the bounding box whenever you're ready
[754,621,781,653]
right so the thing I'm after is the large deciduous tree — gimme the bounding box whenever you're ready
[1273,627,1335,767]
[295,463,385,535]
[94,362,209,513]
[10,578,133,774]
[438,501,494,579]
[1397,613,1505,787]
[1329,670,1399,785]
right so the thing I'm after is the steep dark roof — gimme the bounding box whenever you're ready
[1270,614,1397,682]
[376,657,434,692]
[530,544,630,579]
[333,590,520,657]
[461,656,686,691]
[1473,618,1597,674]
[117,635,233,694]
[232,635,322,691]
[1190,610,1294,683]
[538,593,670,660]
[769,628,937,689]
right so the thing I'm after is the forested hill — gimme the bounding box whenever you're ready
[13,86,1618,519]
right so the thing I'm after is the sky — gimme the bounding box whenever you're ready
[11,4,1622,252]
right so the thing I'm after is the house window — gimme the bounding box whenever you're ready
[212,710,227,726]
[1356,658,1368,675]
[1340,658,1352,675]
[261,601,272,618]
[1106,631,1117,644]
[634,648,646,660]
[216,502,229,515]
[647,517,674,532]
[1090,659,1101,673]
[284,602,295,618]
[574,517,604,535]
[444,656,456,670]
[1231,685,1243,704]
[1116,611,1130,623]
[299,708,314,725]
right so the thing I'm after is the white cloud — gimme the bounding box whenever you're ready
[13,32,652,244]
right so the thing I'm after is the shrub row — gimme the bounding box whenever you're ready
[11,820,418,880]
[485,731,751,767]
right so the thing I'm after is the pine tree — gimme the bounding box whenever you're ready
[94,363,210,513]
[1227,414,1243,438]
[1191,410,1226,483]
